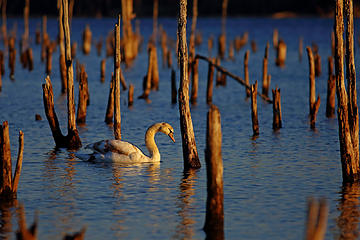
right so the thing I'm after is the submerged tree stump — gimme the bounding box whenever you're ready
[335,0,359,182]
[82,25,92,55]
[250,81,259,136]
[0,121,24,200]
[178,0,201,170]
[206,58,215,105]
[326,56,336,118]
[114,15,121,140]
[190,58,199,105]
[244,50,250,98]
[276,39,286,67]
[76,68,88,124]
[100,58,106,83]
[128,84,134,107]
[272,88,282,130]
[171,69,177,104]
[105,73,115,124]
[307,47,321,129]
[203,105,224,239]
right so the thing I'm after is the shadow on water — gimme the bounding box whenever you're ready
[174,168,199,240]
[337,182,360,240]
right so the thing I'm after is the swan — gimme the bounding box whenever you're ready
[80,122,175,163]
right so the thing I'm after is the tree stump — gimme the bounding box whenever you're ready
[178,0,201,169]
[250,81,259,136]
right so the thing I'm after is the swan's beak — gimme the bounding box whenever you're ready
[168,132,175,143]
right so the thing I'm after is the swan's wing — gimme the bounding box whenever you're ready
[86,139,144,156]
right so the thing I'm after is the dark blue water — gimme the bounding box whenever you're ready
[0,17,360,239]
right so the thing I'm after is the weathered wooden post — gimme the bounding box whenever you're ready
[8,37,16,80]
[82,24,92,55]
[273,29,278,49]
[128,84,134,107]
[272,88,282,130]
[244,50,250,97]
[1,0,7,50]
[307,47,321,129]
[0,121,24,200]
[178,0,201,169]
[100,58,106,83]
[262,42,270,97]
[326,57,336,118]
[250,81,259,136]
[206,58,215,105]
[305,198,328,240]
[114,15,121,140]
[204,104,224,240]
[190,58,199,104]
[105,73,114,124]
[76,68,88,124]
[58,0,67,94]
[334,0,360,182]
[315,52,321,77]
[45,45,52,75]
[276,39,286,67]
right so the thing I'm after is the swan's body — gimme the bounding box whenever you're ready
[80,122,175,163]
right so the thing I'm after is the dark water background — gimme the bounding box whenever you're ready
[0,17,360,239]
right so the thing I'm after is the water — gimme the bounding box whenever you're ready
[0,17,360,239]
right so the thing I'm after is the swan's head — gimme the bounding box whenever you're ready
[158,122,175,143]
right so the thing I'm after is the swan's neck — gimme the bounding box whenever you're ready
[145,126,160,162]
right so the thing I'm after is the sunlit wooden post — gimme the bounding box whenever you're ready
[204,105,224,240]
[326,56,335,118]
[105,73,115,124]
[307,46,321,129]
[272,88,282,130]
[250,81,259,136]
[62,0,81,148]
[114,15,121,140]
[58,0,67,94]
[334,0,360,182]
[244,50,250,97]
[178,0,201,169]
[0,121,24,199]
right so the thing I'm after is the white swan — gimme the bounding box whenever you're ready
[81,122,175,163]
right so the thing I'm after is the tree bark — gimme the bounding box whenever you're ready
[114,15,121,140]
[178,0,201,169]
[335,0,360,182]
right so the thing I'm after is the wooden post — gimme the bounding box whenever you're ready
[218,34,226,60]
[76,69,88,124]
[128,84,134,107]
[250,81,259,136]
[208,35,213,56]
[96,37,102,56]
[272,88,282,130]
[228,40,234,61]
[120,70,127,90]
[203,105,224,239]
[105,73,114,124]
[326,57,336,118]
[161,30,168,68]
[26,48,33,71]
[171,69,177,104]
[206,58,215,105]
[315,52,321,77]
[8,37,15,80]
[335,0,360,182]
[276,39,286,67]
[167,50,172,69]
[114,15,121,140]
[152,0,158,43]
[138,45,153,100]
[189,0,198,64]
[45,45,52,75]
[41,15,48,62]
[305,198,328,240]
[0,121,24,199]
[273,29,278,49]
[190,58,199,105]
[82,24,92,55]
[307,47,321,129]
[1,0,7,50]
[100,58,106,82]
[262,45,269,97]
[178,0,201,169]
[61,0,81,149]
[71,42,77,59]
[150,45,159,91]
[244,50,250,97]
